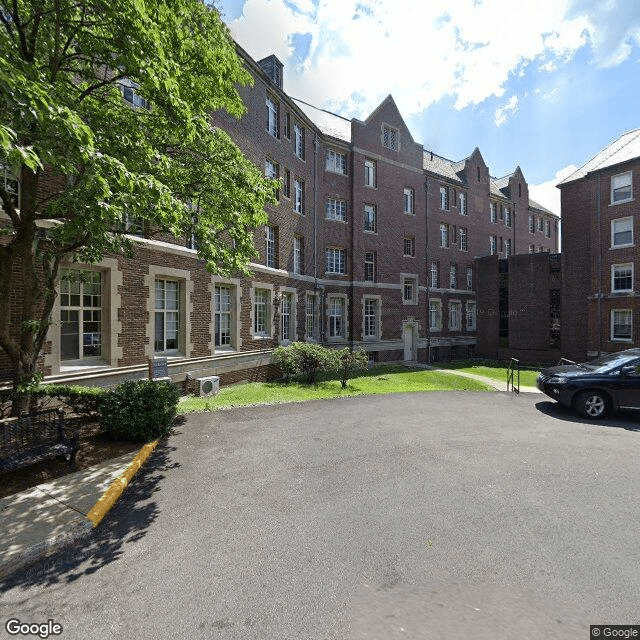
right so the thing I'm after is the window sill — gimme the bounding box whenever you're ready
[609,198,634,206]
[611,244,635,250]
[60,360,109,373]
[252,335,272,341]
[611,338,632,343]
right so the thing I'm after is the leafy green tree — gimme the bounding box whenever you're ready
[336,348,368,389]
[0,1,275,413]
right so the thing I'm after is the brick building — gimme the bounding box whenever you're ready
[559,129,640,362]
[0,45,559,389]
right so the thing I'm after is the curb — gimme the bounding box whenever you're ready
[0,439,159,580]
[87,439,160,527]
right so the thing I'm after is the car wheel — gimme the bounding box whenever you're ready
[574,391,608,419]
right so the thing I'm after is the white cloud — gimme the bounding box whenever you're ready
[529,165,578,217]
[225,0,591,119]
[494,95,518,127]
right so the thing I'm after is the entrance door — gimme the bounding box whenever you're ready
[403,324,415,361]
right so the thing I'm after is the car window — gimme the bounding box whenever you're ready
[581,352,640,373]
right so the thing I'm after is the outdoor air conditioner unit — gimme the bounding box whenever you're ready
[195,376,220,397]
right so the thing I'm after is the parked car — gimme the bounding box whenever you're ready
[537,349,640,419]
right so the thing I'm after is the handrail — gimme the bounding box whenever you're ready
[507,357,520,394]
[557,357,576,366]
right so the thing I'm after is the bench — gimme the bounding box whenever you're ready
[0,408,79,473]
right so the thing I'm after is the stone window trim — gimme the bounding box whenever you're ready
[404,187,415,215]
[448,299,463,331]
[327,293,349,342]
[145,265,193,360]
[47,259,123,374]
[250,282,275,341]
[361,294,382,340]
[266,95,279,138]
[326,197,347,222]
[278,286,297,346]
[611,308,632,342]
[466,301,477,331]
[210,276,242,354]
[611,171,633,205]
[364,204,377,233]
[326,149,347,175]
[611,263,634,293]
[364,159,377,188]
[325,246,346,275]
[403,236,415,257]
[401,273,419,306]
[381,123,399,151]
[305,290,320,342]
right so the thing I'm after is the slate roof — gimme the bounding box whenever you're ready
[528,199,554,215]
[560,128,640,185]
[292,98,352,143]
[423,152,465,184]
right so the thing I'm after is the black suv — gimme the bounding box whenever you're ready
[537,349,640,419]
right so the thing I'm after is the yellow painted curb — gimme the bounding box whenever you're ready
[86,439,159,527]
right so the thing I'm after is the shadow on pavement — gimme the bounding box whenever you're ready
[535,400,640,431]
[0,438,179,592]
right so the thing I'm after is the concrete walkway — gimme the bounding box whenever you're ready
[420,364,542,394]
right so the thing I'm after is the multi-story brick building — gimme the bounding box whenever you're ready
[559,129,640,362]
[0,45,560,389]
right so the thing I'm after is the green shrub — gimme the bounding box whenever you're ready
[99,379,180,442]
[273,345,299,383]
[32,384,107,418]
[336,348,368,389]
[290,342,337,385]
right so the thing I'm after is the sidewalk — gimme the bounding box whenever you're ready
[0,441,158,579]
[430,367,542,393]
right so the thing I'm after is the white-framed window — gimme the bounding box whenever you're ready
[326,247,346,274]
[499,205,504,221]
[612,263,633,292]
[265,158,279,200]
[545,220,551,238]
[382,124,399,151]
[611,309,632,341]
[404,187,414,214]
[403,236,415,257]
[505,238,512,257]
[281,292,293,342]
[459,192,467,215]
[293,236,303,275]
[402,276,418,305]
[466,301,476,331]
[611,217,633,248]
[466,266,473,290]
[537,216,544,232]
[265,225,277,268]
[0,163,19,209]
[60,268,103,361]
[306,294,317,340]
[363,298,378,337]
[294,122,305,159]
[611,171,632,204]
[529,244,535,254]
[449,300,462,331]
[490,235,497,255]
[459,227,467,252]
[328,296,346,338]
[326,198,346,222]
[365,159,376,187]
[253,288,271,337]
[283,111,291,139]
[364,204,377,233]
[440,186,450,211]
[214,284,233,348]
[529,215,535,233]
[440,223,449,248]
[504,208,512,227]
[294,178,305,214]
[155,278,180,353]
[365,251,376,282]
[429,299,442,331]
[490,202,497,223]
[119,78,149,109]
[326,149,347,174]
[266,96,279,137]
[449,263,457,290]
[430,262,438,289]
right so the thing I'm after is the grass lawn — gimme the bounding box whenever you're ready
[437,360,540,387]
[179,364,493,412]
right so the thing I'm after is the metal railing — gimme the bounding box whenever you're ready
[557,357,576,366]
[507,357,520,394]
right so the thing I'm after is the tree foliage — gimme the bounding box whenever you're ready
[0,0,275,412]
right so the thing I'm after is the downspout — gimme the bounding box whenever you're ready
[349,140,355,351]
[313,133,321,344]
[424,175,431,364]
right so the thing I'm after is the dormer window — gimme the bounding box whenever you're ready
[382,124,399,151]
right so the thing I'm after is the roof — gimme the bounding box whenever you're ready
[423,151,465,184]
[292,98,352,143]
[560,128,640,185]
[528,199,555,216]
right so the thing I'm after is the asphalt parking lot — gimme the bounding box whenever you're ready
[2,391,639,639]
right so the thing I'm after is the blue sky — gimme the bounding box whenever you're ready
[216,0,640,214]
